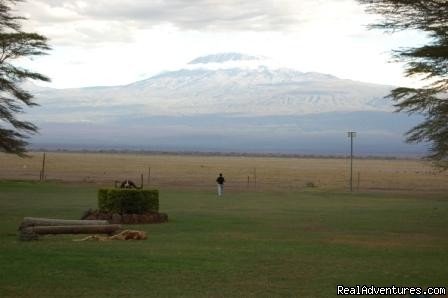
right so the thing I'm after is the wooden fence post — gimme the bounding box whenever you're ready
[40,152,46,181]
[140,173,144,189]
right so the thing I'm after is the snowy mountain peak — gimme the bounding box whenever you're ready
[27,55,413,155]
[188,53,261,64]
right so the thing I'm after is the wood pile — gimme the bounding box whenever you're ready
[19,217,122,241]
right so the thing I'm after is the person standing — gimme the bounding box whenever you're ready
[216,173,225,197]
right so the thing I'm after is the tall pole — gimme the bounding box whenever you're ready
[347,132,356,192]
[350,134,353,192]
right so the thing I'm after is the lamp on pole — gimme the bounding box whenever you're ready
[347,131,356,192]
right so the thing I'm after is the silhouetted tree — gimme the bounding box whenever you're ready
[0,0,50,155]
[358,0,448,168]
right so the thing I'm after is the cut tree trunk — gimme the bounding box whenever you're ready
[20,217,108,229]
[22,224,121,235]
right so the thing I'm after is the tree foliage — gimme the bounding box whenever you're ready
[358,0,448,168]
[0,0,50,155]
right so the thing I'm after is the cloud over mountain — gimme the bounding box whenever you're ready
[17,0,359,45]
[20,0,309,30]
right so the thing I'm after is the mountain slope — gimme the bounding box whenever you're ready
[128,67,392,115]
[25,53,423,155]
[31,66,393,120]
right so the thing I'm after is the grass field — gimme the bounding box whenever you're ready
[1,152,448,192]
[0,181,447,297]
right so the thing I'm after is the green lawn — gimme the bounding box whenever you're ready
[0,181,447,297]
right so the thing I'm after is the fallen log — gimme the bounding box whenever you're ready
[19,224,122,241]
[20,217,108,229]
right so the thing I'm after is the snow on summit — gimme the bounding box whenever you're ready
[188,53,261,64]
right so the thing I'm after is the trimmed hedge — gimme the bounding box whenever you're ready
[98,189,159,214]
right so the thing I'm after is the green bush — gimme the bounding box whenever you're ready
[98,189,159,214]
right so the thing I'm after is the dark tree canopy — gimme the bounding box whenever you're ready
[0,0,50,155]
[358,0,448,168]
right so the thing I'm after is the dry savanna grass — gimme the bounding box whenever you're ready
[1,152,447,192]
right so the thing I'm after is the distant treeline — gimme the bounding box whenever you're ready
[29,148,421,161]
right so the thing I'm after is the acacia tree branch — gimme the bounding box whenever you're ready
[0,0,50,155]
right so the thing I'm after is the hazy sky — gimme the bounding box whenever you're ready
[17,0,428,89]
